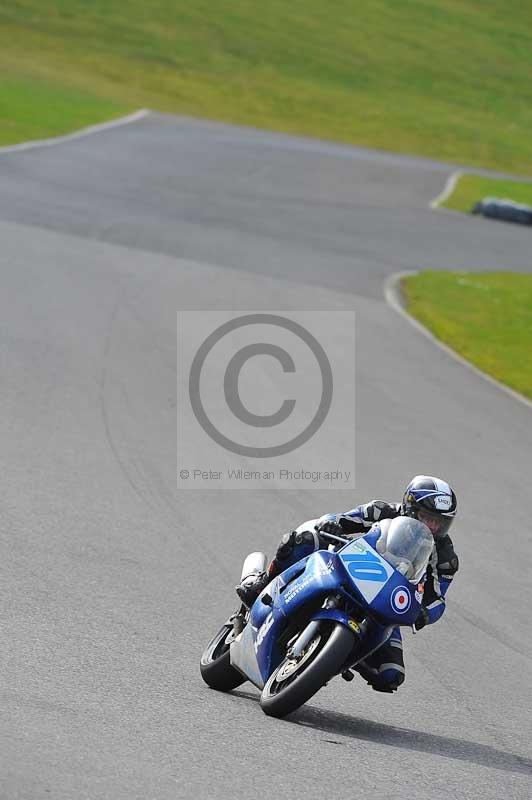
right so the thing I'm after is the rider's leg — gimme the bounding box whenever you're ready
[236,529,319,607]
[356,628,405,693]
[236,551,269,607]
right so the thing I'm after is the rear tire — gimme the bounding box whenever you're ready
[260,622,354,718]
[200,623,246,692]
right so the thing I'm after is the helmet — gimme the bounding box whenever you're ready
[402,475,457,539]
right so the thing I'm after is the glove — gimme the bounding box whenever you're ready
[414,607,430,631]
[316,520,344,538]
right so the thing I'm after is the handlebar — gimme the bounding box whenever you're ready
[314,527,351,547]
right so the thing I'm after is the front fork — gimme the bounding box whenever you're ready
[285,596,358,664]
[306,597,394,670]
[287,620,322,659]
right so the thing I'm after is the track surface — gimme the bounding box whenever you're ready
[1,113,531,799]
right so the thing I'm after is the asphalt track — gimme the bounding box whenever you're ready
[1,112,531,799]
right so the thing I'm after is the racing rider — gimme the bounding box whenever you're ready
[236,475,459,693]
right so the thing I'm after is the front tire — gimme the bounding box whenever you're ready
[200,623,246,692]
[260,622,354,718]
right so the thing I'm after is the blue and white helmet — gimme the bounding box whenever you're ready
[402,475,457,539]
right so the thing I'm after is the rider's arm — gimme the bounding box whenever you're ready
[318,501,401,536]
[421,576,452,624]
[267,506,374,576]
[269,502,402,575]
[420,538,459,625]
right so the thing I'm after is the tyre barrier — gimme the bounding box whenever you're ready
[472,197,532,225]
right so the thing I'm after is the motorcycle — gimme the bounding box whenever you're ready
[200,516,433,718]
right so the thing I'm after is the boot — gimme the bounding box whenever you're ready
[236,571,269,608]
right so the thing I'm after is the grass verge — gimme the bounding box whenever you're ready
[441,175,532,213]
[0,1,532,172]
[0,73,127,145]
[402,272,532,401]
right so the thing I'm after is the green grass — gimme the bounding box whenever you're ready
[1,1,532,172]
[441,174,532,212]
[403,272,532,400]
[0,74,126,143]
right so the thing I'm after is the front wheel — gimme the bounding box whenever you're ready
[260,622,354,718]
[200,622,246,692]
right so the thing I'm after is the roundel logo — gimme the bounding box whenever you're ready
[391,587,411,614]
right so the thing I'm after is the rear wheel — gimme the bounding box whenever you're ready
[260,622,354,718]
[200,622,246,692]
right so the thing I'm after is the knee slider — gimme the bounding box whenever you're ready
[276,531,297,561]
[276,529,317,563]
[294,530,318,558]
[295,530,316,548]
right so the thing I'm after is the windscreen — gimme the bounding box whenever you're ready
[376,517,433,583]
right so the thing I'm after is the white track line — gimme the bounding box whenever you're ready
[430,170,463,209]
[0,108,150,155]
[384,270,532,413]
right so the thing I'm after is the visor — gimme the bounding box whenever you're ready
[417,509,453,538]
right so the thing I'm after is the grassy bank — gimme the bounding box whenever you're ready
[0,74,126,144]
[403,272,532,400]
[1,1,532,172]
[441,174,532,212]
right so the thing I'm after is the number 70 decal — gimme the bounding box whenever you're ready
[341,551,389,583]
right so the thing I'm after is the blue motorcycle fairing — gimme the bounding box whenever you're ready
[249,558,309,630]
[230,553,339,689]
[230,600,285,689]
[278,550,342,615]
[230,530,424,689]
[230,572,286,689]
[339,529,422,626]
